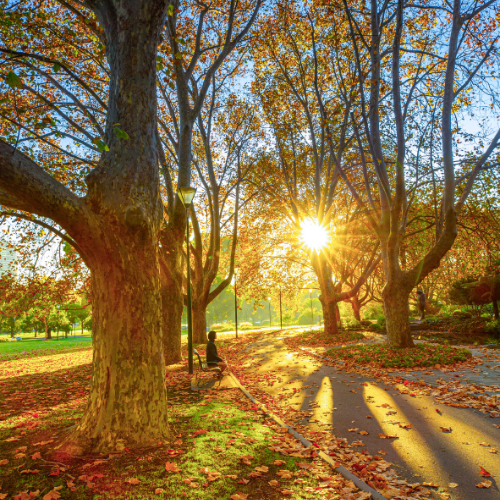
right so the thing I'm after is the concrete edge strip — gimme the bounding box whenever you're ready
[227,371,389,500]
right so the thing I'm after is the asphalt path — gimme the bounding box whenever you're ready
[239,332,500,500]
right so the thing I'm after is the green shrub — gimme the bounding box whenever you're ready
[485,319,500,336]
[345,318,362,330]
[376,315,386,328]
[363,304,384,320]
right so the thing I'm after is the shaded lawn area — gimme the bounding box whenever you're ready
[0,337,93,362]
[0,335,360,500]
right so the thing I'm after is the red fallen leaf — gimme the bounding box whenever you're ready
[0,459,8,465]
[436,409,442,414]
[31,452,42,460]
[13,491,40,500]
[155,488,165,494]
[193,429,208,437]
[440,427,452,432]
[399,423,413,429]
[49,467,61,476]
[479,467,491,477]
[126,478,141,485]
[21,470,40,474]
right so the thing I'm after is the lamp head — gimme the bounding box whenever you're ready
[267,296,271,301]
[177,186,196,207]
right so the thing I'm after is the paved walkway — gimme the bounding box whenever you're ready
[237,331,500,500]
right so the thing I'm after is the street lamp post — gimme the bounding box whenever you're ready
[279,287,282,330]
[309,289,314,326]
[177,186,197,375]
[268,296,271,327]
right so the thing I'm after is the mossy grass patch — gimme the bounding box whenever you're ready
[325,343,473,369]
[285,328,365,349]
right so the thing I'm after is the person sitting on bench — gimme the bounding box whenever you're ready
[206,330,227,378]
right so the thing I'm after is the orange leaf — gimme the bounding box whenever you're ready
[42,489,60,500]
[126,478,141,485]
[155,488,165,494]
[31,452,42,460]
[165,462,180,473]
[230,494,248,500]
[0,459,8,465]
[476,480,492,488]
[439,427,452,432]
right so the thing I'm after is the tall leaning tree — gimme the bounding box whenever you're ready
[337,0,500,347]
[253,2,379,335]
[0,0,260,453]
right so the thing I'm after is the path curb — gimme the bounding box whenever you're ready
[227,371,389,500]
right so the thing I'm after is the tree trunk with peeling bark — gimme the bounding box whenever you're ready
[159,231,184,365]
[192,301,208,344]
[0,0,171,453]
[350,295,362,322]
[319,296,339,335]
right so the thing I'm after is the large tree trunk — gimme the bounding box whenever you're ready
[56,1,171,453]
[350,295,362,322]
[64,236,168,454]
[382,280,414,348]
[320,296,339,335]
[160,232,184,365]
[192,301,207,344]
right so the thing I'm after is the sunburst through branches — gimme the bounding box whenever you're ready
[300,219,328,252]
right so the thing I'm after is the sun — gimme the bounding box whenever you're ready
[300,219,328,252]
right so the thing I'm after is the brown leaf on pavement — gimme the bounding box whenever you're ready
[476,480,492,488]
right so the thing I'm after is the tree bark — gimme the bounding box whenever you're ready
[159,231,183,365]
[350,295,362,322]
[320,296,339,335]
[56,0,170,453]
[192,302,207,344]
[62,233,168,454]
[382,280,414,348]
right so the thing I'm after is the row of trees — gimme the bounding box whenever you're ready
[0,0,499,452]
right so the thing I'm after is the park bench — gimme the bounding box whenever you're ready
[193,348,222,388]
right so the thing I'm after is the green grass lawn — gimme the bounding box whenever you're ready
[0,336,93,361]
